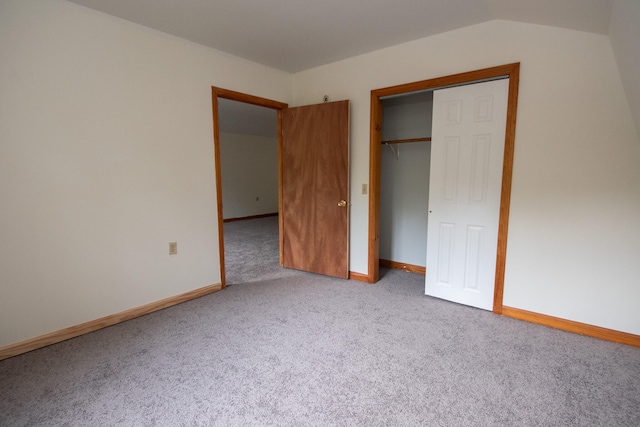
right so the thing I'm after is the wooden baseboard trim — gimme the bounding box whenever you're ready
[380,259,426,275]
[502,306,640,348]
[0,283,223,361]
[349,271,371,283]
[223,212,278,223]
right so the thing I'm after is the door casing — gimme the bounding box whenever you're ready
[212,87,288,288]
[212,89,351,285]
[368,63,520,314]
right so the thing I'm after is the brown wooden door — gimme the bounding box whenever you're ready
[282,100,349,278]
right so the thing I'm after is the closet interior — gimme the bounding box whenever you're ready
[379,90,434,274]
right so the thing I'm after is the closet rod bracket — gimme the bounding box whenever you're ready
[385,142,399,159]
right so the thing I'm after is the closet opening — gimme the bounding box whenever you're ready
[367,63,520,314]
[379,90,433,275]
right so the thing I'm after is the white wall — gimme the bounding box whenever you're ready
[609,0,640,140]
[382,93,433,142]
[380,142,431,266]
[0,0,291,347]
[380,94,433,266]
[220,132,278,219]
[292,20,640,335]
[2,1,639,349]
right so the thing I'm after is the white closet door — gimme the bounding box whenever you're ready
[425,79,509,310]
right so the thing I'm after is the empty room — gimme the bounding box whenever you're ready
[1,0,639,425]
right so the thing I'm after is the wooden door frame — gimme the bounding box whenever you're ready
[211,87,288,288]
[367,63,520,314]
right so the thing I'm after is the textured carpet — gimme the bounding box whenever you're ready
[1,218,639,426]
[223,216,297,285]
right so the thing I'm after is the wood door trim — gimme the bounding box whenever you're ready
[0,283,223,361]
[379,259,426,275]
[348,271,370,282]
[211,87,288,287]
[213,88,288,110]
[368,63,520,315]
[502,306,640,348]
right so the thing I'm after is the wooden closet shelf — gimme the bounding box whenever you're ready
[382,137,431,144]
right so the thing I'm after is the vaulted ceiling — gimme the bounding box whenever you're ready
[65,0,639,139]
[67,0,614,73]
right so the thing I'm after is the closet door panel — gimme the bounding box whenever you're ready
[426,79,509,310]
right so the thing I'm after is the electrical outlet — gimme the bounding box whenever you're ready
[169,242,177,255]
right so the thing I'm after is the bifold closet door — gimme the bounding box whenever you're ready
[425,79,509,310]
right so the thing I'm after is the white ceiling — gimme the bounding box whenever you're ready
[67,0,614,73]
[65,0,617,138]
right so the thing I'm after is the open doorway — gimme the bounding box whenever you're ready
[218,99,278,285]
[213,88,351,285]
[368,63,520,314]
[212,88,288,288]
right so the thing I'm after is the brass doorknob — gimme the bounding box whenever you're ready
[337,200,347,207]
